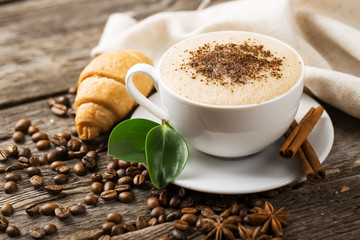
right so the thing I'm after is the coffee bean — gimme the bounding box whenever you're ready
[73,163,86,176]
[82,156,97,169]
[67,139,81,151]
[29,226,45,239]
[7,144,18,157]
[226,215,242,224]
[165,212,176,222]
[150,206,165,218]
[169,195,182,208]
[169,228,186,240]
[181,207,198,215]
[40,203,59,215]
[47,151,58,163]
[102,222,116,234]
[174,220,189,231]
[117,176,133,185]
[159,191,171,207]
[137,163,145,171]
[181,213,197,225]
[136,216,149,230]
[151,187,167,196]
[70,126,78,136]
[17,147,31,157]
[31,132,48,142]
[0,150,9,162]
[91,182,103,194]
[147,197,160,209]
[12,131,25,143]
[28,125,39,135]
[25,203,39,216]
[50,161,66,170]
[55,165,70,174]
[133,174,145,187]
[103,169,117,181]
[141,169,149,180]
[14,118,31,132]
[70,204,86,216]
[54,206,71,220]
[6,164,26,172]
[117,160,130,169]
[99,234,111,240]
[30,175,44,188]
[80,144,89,152]
[111,225,124,236]
[36,140,50,150]
[47,97,57,107]
[126,166,141,177]
[114,184,131,193]
[0,215,9,231]
[201,207,215,218]
[57,96,70,107]
[43,223,57,235]
[106,160,118,170]
[29,156,41,166]
[148,217,158,226]
[239,206,249,217]
[45,185,63,195]
[57,131,72,141]
[4,181,18,193]
[116,169,126,178]
[50,135,67,146]
[68,150,86,159]
[54,174,68,184]
[104,181,115,191]
[6,225,20,237]
[1,203,13,216]
[84,194,98,205]
[55,145,68,159]
[173,210,183,219]
[220,209,231,219]
[5,172,21,182]
[91,173,103,182]
[86,150,98,159]
[106,212,122,224]
[123,223,136,232]
[51,103,67,116]
[38,155,48,165]
[118,191,134,203]
[100,190,117,201]
[0,167,5,173]
[95,143,107,153]
[158,214,165,224]
[17,156,29,164]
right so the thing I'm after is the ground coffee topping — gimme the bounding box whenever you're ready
[181,41,284,87]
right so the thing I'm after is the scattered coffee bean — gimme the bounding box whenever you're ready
[118,191,134,203]
[147,197,160,209]
[226,215,242,224]
[5,172,21,182]
[106,160,118,170]
[67,139,81,151]
[40,203,59,215]
[91,182,103,194]
[181,207,198,215]
[50,134,67,146]
[118,160,130,169]
[102,222,116,234]
[14,119,31,132]
[126,166,141,177]
[29,226,45,239]
[25,203,39,216]
[73,163,86,176]
[51,103,68,116]
[70,204,86,216]
[70,126,78,136]
[159,191,171,207]
[55,165,70,174]
[133,174,145,187]
[57,96,70,107]
[151,206,165,218]
[148,217,158,226]
[220,209,231,219]
[47,151,58,163]
[169,228,186,240]
[57,131,72,141]
[6,144,18,157]
[0,215,9,231]
[104,181,115,191]
[6,225,20,237]
[99,234,111,240]
[82,156,97,169]
[111,225,124,236]
[12,131,25,143]
[43,223,57,235]
[84,194,98,205]
[47,97,57,107]
[31,132,48,142]
[38,155,48,165]
[102,169,117,181]
[165,212,176,222]
[1,203,13,216]
[50,161,66,170]
[100,190,117,201]
[55,145,68,159]
[201,207,216,218]
[0,150,8,162]
[0,167,5,173]
[54,174,68,185]
[116,168,126,178]
[106,212,122,224]
[169,195,182,208]
[141,169,149,180]
[158,214,165,224]
[91,173,103,182]
[54,206,71,220]
[136,216,149,230]
[29,156,41,166]
[181,213,197,225]
[30,175,44,188]
[174,220,189,231]
[17,147,31,157]
[36,140,50,150]
[17,156,29,164]
[28,125,39,135]
[123,223,136,232]
[117,176,133,185]
[6,164,26,172]
[114,184,131,193]
[95,143,107,153]
[4,181,18,193]
[68,150,86,159]
[45,185,63,195]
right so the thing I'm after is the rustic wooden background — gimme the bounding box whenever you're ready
[1,0,360,239]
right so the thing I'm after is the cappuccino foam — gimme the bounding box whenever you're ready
[160,32,303,106]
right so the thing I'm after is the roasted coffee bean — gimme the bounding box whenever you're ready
[229,200,239,215]
[17,156,29,164]
[95,143,107,153]
[0,215,9,231]
[6,225,20,237]
[67,139,81,151]
[151,187,167,196]
[137,163,145,171]
[219,209,231,219]
[31,132,48,142]
[201,207,215,218]
[40,203,59,215]
[136,216,149,230]
[141,169,149,179]
[116,168,126,178]
[36,140,50,150]
[103,169,117,181]
[12,131,25,143]
[165,212,176,222]
[14,119,31,132]
[169,195,182,208]
[80,144,89,152]
[70,126,78,136]
[30,175,44,188]
[226,215,242,224]
[159,191,171,207]
[169,228,186,240]
[54,206,71,220]
[50,135,67,146]
[57,131,72,141]
[158,214,165,224]
[5,172,21,182]
[6,164,26,172]
[18,147,31,157]
[174,220,189,231]
[29,226,45,239]
[54,174,68,185]
[91,182,103,194]
[55,165,70,174]
[126,166,141,177]
[106,212,122,224]
[45,185,63,195]
[47,97,57,107]
[51,103,67,116]
[0,150,8,162]
[55,145,68,159]
[99,234,111,240]
[38,155,48,165]
[118,160,130,168]
[181,213,197,225]
[123,223,136,232]
[104,181,115,191]
[43,223,57,235]
[29,156,42,166]
[117,176,133,185]
[57,96,70,107]
[111,225,124,236]
[50,161,66,170]
[114,184,131,193]
[47,151,58,163]
[68,150,86,159]
[100,190,117,201]
[70,204,86,216]
[130,162,138,167]
[181,207,198,215]
[173,210,182,219]
[84,194,98,205]
[150,206,165,218]
[4,181,18,193]
[133,174,145,187]
[73,163,86,176]
[86,150,98,159]
[239,206,249,217]
[102,222,116,234]
[147,197,160,209]
[68,85,77,94]
[148,217,158,226]
[82,156,97,169]
[24,203,39,216]
[91,173,103,182]
[28,125,39,135]
[118,191,134,203]
[106,160,118,170]
[1,203,13,216]
[6,144,18,157]
[0,167,5,173]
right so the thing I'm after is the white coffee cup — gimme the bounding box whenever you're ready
[126,31,304,158]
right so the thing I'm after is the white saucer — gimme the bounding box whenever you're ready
[131,93,334,194]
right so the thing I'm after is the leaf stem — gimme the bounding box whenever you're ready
[161,119,166,126]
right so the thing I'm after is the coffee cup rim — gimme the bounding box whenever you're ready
[158,30,305,109]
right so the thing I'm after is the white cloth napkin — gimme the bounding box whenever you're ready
[91,0,360,119]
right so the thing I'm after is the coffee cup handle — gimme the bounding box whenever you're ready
[126,63,168,120]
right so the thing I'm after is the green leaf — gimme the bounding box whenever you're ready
[107,118,159,163]
[145,123,189,188]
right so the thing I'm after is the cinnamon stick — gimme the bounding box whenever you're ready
[280,106,324,158]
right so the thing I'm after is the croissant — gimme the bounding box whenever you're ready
[74,50,154,140]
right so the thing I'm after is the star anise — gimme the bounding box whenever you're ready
[238,224,272,240]
[197,217,238,240]
[246,201,289,236]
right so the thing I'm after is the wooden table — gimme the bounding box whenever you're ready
[1,0,359,239]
